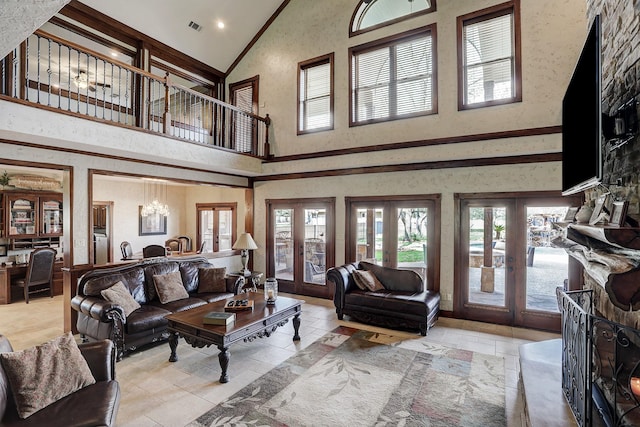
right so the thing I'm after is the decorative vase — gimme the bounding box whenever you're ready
[575,205,593,223]
[264,278,278,305]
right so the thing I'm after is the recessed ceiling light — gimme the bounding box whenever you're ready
[111,52,118,57]
[217,21,225,29]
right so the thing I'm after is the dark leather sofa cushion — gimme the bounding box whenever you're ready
[148,297,207,314]
[359,261,423,292]
[125,305,171,335]
[144,262,180,301]
[179,261,213,293]
[84,268,147,305]
[193,292,235,303]
[0,380,120,427]
[345,289,440,317]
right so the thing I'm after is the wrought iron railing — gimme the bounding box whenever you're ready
[557,288,640,427]
[0,30,271,158]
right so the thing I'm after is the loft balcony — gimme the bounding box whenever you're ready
[0,30,271,159]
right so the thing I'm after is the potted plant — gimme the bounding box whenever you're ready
[494,224,505,240]
[0,170,9,190]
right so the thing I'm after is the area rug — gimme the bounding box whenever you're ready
[188,326,506,427]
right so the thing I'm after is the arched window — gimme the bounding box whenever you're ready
[350,0,436,37]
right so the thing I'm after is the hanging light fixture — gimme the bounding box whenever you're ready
[141,179,170,217]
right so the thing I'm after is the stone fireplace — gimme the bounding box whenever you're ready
[558,223,640,426]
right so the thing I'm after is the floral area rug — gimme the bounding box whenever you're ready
[188,326,506,427]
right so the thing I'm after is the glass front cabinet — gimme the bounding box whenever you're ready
[4,192,63,238]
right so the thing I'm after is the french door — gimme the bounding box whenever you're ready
[345,196,440,289]
[455,192,581,331]
[266,198,335,299]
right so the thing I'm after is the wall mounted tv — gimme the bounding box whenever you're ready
[562,14,602,196]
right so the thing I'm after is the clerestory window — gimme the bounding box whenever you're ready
[350,0,436,37]
[457,0,521,110]
[350,25,437,126]
[298,53,334,135]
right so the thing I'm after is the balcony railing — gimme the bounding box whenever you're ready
[0,30,271,158]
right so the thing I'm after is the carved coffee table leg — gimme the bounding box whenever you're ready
[292,313,301,341]
[168,331,179,362]
[218,345,230,383]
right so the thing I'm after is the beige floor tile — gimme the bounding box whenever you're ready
[0,293,559,426]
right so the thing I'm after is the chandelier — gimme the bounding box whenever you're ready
[141,179,170,217]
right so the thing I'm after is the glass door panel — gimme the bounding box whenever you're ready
[396,207,428,281]
[274,208,293,282]
[467,206,507,308]
[199,210,213,254]
[525,206,569,313]
[303,208,326,284]
[355,208,383,263]
[218,210,232,251]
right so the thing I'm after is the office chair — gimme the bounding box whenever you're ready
[12,247,57,303]
[142,244,167,258]
[120,241,133,260]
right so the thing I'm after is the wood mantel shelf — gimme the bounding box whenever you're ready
[568,223,640,250]
[561,223,640,312]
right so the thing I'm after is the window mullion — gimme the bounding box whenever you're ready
[389,46,397,118]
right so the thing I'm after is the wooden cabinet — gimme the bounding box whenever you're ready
[3,191,62,239]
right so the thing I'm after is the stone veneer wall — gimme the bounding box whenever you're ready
[585,0,640,220]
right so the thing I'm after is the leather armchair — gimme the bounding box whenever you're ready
[0,335,120,426]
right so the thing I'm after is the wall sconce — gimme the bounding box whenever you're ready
[232,233,258,277]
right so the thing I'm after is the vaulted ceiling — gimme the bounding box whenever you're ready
[77,0,286,74]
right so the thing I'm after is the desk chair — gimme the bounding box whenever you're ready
[164,238,182,253]
[177,235,192,252]
[12,247,57,304]
[120,241,133,260]
[142,244,167,258]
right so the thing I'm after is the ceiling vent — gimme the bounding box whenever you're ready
[188,21,202,32]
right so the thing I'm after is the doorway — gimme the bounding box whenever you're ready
[266,198,335,298]
[454,192,581,331]
[345,195,440,288]
[92,201,113,264]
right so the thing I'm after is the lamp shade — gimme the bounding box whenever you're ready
[232,233,258,250]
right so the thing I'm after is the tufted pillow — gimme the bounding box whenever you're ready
[153,271,189,303]
[353,269,385,292]
[198,267,227,293]
[101,281,141,316]
[0,332,95,419]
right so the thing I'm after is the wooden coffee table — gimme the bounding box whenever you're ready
[165,293,302,383]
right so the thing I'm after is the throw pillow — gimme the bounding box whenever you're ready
[100,280,141,316]
[0,332,96,419]
[353,269,385,292]
[198,267,227,293]
[352,270,368,290]
[153,271,189,304]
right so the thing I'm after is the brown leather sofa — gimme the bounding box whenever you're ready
[327,261,440,336]
[71,256,244,360]
[0,336,120,426]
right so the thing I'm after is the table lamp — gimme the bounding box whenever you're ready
[232,233,258,276]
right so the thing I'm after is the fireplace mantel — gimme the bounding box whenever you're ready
[561,223,640,312]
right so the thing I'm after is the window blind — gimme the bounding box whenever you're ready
[463,13,514,105]
[299,60,332,132]
[352,31,433,123]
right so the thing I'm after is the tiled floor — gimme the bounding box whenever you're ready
[0,294,560,426]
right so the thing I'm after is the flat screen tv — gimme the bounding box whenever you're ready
[562,15,602,195]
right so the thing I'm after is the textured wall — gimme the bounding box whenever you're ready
[586,0,640,219]
[0,0,70,59]
[230,0,588,310]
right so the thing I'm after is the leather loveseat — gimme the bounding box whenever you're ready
[327,261,440,336]
[71,256,244,360]
[0,336,120,426]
